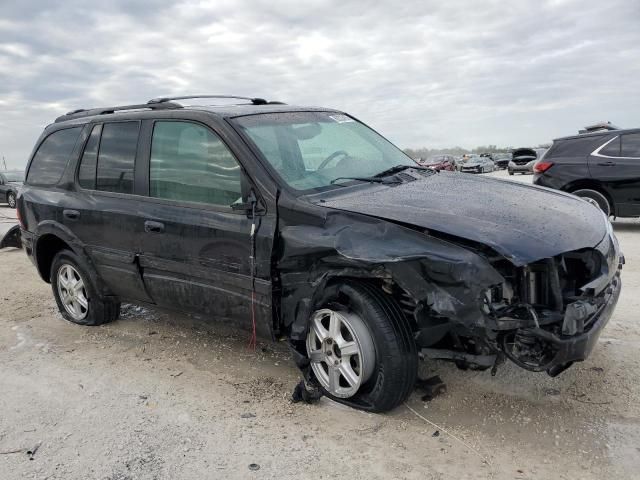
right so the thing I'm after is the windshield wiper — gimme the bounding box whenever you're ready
[330,176,401,185]
[372,164,418,178]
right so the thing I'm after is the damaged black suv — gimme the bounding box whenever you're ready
[18,96,623,412]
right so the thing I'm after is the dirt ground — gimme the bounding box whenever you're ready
[1,171,639,480]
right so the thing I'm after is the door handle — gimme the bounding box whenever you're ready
[63,209,80,220]
[597,161,617,166]
[144,220,165,234]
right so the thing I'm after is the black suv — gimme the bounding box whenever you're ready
[17,96,623,412]
[534,126,640,217]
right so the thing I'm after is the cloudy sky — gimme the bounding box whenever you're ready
[1,0,639,168]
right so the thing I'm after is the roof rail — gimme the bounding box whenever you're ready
[54,101,183,123]
[147,95,272,105]
[579,121,621,134]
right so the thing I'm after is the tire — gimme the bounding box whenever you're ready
[307,281,417,412]
[7,191,16,208]
[51,249,120,326]
[572,189,611,216]
[508,170,514,176]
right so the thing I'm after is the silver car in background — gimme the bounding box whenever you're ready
[508,148,539,175]
[459,155,495,173]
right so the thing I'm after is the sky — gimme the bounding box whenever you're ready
[1,0,639,169]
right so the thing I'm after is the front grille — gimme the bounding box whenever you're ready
[492,249,603,312]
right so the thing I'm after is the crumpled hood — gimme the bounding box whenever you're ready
[318,171,608,266]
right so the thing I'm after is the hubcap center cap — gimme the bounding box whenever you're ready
[323,338,342,359]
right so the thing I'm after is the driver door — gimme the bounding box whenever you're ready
[137,119,277,337]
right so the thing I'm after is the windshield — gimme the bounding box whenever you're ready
[233,111,416,192]
[3,172,24,182]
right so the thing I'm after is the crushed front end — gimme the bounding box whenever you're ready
[397,226,623,377]
[486,231,623,375]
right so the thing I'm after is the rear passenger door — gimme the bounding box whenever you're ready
[136,120,275,337]
[590,132,640,216]
[68,121,152,303]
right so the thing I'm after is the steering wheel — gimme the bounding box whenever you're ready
[317,150,349,170]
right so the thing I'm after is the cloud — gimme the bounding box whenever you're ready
[0,0,639,168]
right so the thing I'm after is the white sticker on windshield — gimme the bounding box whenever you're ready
[329,114,354,123]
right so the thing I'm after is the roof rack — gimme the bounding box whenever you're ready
[579,121,621,134]
[147,95,278,106]
[55,101,182,123]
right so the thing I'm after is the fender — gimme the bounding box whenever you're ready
[31,220,106,293]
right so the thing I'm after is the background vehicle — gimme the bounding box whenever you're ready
[17,96,622,413]
[492,152,512,169]
[0,170,24,208]
[534,126,640,217]
[508,148,538,175]
[419,155,456,171]
[459,155,495,173]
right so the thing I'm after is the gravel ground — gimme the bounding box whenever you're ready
[1,173,639,479]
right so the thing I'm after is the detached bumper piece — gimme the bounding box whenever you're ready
[501,272,621,377]
[0,224,21,249]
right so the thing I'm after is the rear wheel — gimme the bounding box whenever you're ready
[572,189,611,216]
[51,250,120,326]
[306,281,417,412]
[7,192,16,208]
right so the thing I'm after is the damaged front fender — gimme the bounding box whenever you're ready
[278,209,504,342]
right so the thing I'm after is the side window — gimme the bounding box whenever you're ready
[621,133,640,158]
[149,121,242,206]
[600,137,620,157]
[546,135,606,158]
[26,127,82,185]
[96,122,139,194]
[78,125,102,189]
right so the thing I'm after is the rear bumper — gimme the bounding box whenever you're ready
[20,229,36,264]
[508,163,533,172]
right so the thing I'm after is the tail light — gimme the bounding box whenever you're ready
[534,161,554,173]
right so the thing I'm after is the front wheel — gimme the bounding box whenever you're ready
[7,191,16,208]
[508,170,514,176]
[572,189,612,216]
[51,250,120,326]
[306,281,417,412]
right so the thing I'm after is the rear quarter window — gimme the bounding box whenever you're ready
[546,135,607,159]
[26,127,82,185]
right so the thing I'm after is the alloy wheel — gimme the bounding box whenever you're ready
[306,308,376,398]
[57,264,89,321]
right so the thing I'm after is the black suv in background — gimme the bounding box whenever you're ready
[534,126,640,217]
[16,96,622,412]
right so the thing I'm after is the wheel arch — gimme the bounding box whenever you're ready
[33,222,87,283]
[561,180,615,214]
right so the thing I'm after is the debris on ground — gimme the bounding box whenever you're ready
[291,380,323,404]
[415,375,447,401]
[26,442,41,460]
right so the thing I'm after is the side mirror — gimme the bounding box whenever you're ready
[231,171,265,216]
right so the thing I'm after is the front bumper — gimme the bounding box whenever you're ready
[520,269,621,376]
